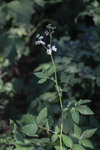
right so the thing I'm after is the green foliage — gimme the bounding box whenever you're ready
[7,0,35,25]
[71,108,80,124]
[73,144,86,150]
[54,146,67,150]
[76,105,94,115]
[37,107,47,124]
[0,0,100,149]
[22,123,38,136]
[62,134,73,148]
[73,124,82,139]
[79,139,93,149]
[34,72,48,84]
[80,128,97,139]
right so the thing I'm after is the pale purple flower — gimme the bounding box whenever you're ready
[39,41,45,45]
[46,49,52,55]
[38,36,43,40]
[47,44,51,48]
[52,46,57,52]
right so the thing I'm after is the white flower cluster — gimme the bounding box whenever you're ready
[35,35,46,46]
[46,45,57,55]
[35,34,57,55]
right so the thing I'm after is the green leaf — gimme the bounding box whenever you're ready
[16,132,24,143]
[63,87,69,92]
[62,134,73,148]
[22,123,38,136]
[38,77,47,84]
[60,72,67,83]
[73,144,86,150]
[80,128,97,139]
[0,5,6,25]
[34,72,46,79]
[10,119,17,133]
[79,139,93,149]
[55,126,60,134]
[75,99,91,106]
[71,108,80,124]
[69,78,80,86]
[20,114,36,125]
[73,124,82,139]
[37,107,47,124]
[76,105,94,115]
[93,14,100,26]
[51,134,58,142]
[54,146,67,150]
[34,72,48,84]
[7,0,35,24]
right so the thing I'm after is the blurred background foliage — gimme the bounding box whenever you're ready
[0,0,100,149]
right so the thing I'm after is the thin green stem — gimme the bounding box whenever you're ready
[51,54,63,150]
[51,54,63,109]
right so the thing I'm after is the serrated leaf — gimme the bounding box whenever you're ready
[54,146,67,150]
[60,72,67,83]
[73,124,82,139]
[79,139,93,149]
[62,134,73,148]
[51,134,58,142]
[34,72,48,84]
[80,128,97,139]
[34,72,47,79]
[55,126,60,134]
[16,132,24,143]
[37,107,47,124]
[69,78,80,86]
[73,144,86,150]
[75,99,91,106]
[22,123,38,136]
[76,105,94,115]
[19,114,36,125]
[38,77,47,84]
[71,108,80,124]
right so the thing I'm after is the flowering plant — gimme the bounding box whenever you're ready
[0,25,97,150]
[34,24,96,150]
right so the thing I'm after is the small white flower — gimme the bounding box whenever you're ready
[46,49,52,55]
[47,44,51,48]
[40,40,45,45]
[35,40,45,45]
[38,36,43,40]
[52,46,57,52]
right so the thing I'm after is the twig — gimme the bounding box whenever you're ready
[38,125,59,136]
